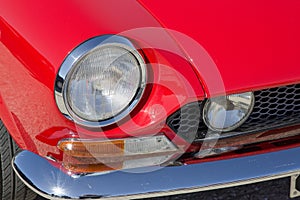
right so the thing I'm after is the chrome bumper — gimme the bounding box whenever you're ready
[12,148,300,200]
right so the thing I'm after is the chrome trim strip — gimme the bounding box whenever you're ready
[54,35,147,128]
[12,148,300,199]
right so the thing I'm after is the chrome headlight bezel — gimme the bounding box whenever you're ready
[54,35,147,128]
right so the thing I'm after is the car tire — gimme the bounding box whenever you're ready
[0,120,37,200]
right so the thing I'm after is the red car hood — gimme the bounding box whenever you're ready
[139,0,300,95]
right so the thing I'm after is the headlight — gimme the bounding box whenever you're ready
[66,45,143,122]
[203,92,255,132]
[55,35,147,127]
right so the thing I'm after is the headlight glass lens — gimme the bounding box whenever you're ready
[65,44,145,122]
[203,92,255,132]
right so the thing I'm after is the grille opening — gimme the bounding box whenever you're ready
[234,146,262,154]
[167,83,300,142]
[179,134,300,167]
[271,138,300,147]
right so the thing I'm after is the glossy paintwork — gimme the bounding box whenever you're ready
[0,1,203,158]
[0,0,300,162]
[139,0,300,95]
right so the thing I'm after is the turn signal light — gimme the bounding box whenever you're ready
[58,135,179,173]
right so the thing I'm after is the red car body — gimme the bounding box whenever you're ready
[0,0,300,199]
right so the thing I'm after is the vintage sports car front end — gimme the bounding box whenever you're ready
[1,0,300,199]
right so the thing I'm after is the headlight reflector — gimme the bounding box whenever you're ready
[66,45,144,122]
[203,92,255,132]
[55,35,146,127]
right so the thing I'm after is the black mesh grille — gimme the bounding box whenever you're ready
[237,84,300,132]
[167,83,300,141]
[167,102,204,142]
